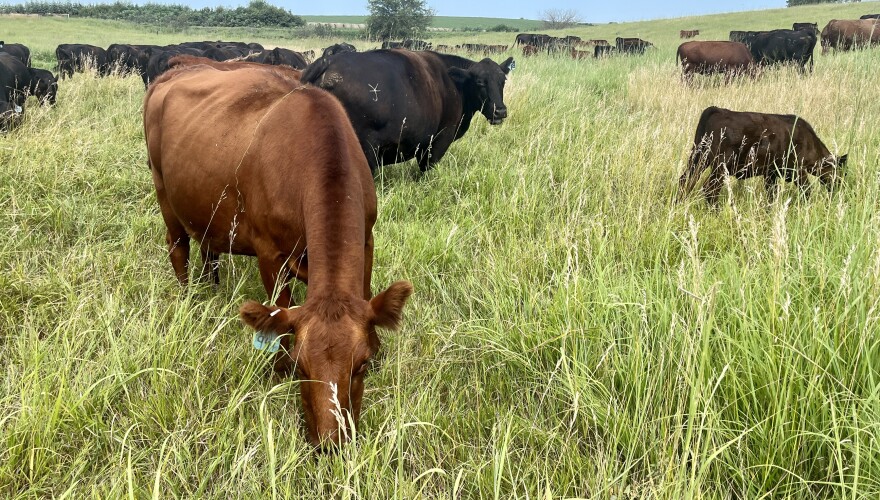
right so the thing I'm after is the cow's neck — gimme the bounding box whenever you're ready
[301,174,366,300]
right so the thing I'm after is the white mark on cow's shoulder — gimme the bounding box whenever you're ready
[368,83,380,102]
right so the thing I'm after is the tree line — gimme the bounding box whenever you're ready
[0,1,305,28]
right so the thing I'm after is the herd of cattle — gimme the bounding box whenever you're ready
[678,17,880,79]
[515,32,654,58]
[2,12,872,448]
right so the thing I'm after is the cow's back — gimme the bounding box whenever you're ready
[144,61,372,254]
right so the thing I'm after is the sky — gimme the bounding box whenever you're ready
[178,0,789,23]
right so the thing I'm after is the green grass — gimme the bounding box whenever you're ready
[304,15,544,30]
[2,2,880,498]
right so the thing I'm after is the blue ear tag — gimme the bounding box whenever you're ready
[252,331,281,353]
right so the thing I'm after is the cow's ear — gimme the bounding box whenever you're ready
[240,301,298,334]
[500,57,515,74]
[370,281,414,330]
[839,154,848,167]
[448,67,472,88]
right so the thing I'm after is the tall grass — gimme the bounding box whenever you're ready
[1,3,879,497]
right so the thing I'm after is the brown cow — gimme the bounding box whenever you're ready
[680,30,700,39]
[679,106,847,206]
[570,47,591,60]
[522,45,539,57]
[143,56,414,448]
[677,41,755,82]
[821,19,880,53]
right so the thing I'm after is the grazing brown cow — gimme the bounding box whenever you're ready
[821,19,880,53]
[677,41,755,82]
[679,106,847,207]
[588,39,611,46]
[522,45,539,56]
[680,30,700,39]
[143,56,414,448]
[570,47,591,59]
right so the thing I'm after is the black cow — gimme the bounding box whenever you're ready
[747,29,818,73]
[323,43,357,57]
[203,46,242,62]
[381,41,405,49]
[616,37,653,54]
[793,22,819,34]
[144,48,204,87]
[679,106,847,206]
[595,45,616,58]
[0,42,30,66]
[514,33,551,48]
[0,53,58,127]
[729,31,760,45]
[107,44,162,76]
[245,47,308,69]
[301,49,514,172]
[404,39,432,50]
[56,44,109,78]
[860,14,880,20]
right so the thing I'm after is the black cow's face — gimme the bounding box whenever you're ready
[34,73,58,106]
[451,56,515,125]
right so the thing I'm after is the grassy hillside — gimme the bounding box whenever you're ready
[2,2,880,498]
[303,15,544,30]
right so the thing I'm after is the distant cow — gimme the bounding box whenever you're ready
[515,33,551,48]
[570,48,591,59]
[435,44,452,52]
[522,45,539,57]
[381,41,404,49]
[677,41,754,81]
[594,45,616,58]
[0,42,30,66]
[245,47,308,69]
[323,42,357,57]
[56,44,109,78]
[679,106,847,206]
[616,37,653,54]
[821,19,880,53]
[748,29,818,72]
[588,39,611,46]
[302,50,315,62]
[680,30,700,39]
[302,49,514,172]
[860,14,880,20]
[793,22,819,34]
[404,39,432,50]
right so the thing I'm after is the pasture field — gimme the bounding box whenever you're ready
[2,2,880,498]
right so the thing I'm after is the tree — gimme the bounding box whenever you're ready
[366,0,434,41]
[540,9,582,30]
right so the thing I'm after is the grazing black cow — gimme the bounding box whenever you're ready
[323,43,357,57]
[144,48,204,87]
[203,46,242,62]
[0,53,59,127]
[107,44,163,76]
[679,106,847,206]
[245,47,308,69]
[860,14,880,20]
[0,42,30,66]
[616,37,653,54]
[793,22,819,34]
[247,42,265,51]
[301,49,514,172]
[404,39,432,50]
[747,29,818,72]
[594,45,616,58]
[56,44,109,78]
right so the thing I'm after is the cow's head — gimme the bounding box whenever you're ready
[818,153,848,190]
[240,281,413,450]
[30,69,58,106]
[450,57,515,125]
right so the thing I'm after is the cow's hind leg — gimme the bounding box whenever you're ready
[199,246,220,285]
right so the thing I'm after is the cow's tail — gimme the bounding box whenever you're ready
[300,57,330,87]
[678,106,718,201]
